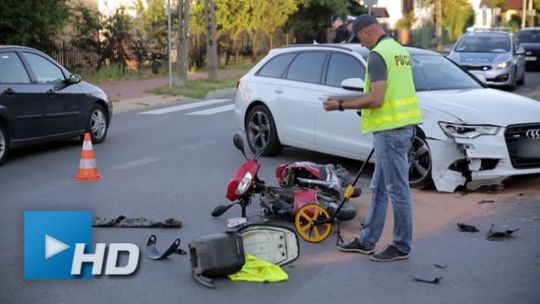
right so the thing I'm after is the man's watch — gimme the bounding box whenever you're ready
[338,100,344,111]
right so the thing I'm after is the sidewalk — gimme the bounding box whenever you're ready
[98,68,248,113]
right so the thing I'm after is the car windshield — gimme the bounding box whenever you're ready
[411,54,482,91]
[454,35,511,53]
[517,30,540,43]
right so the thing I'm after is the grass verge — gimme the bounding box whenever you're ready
[148,76,240,99]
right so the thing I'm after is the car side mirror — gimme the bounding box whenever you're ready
[341,78,364,91]
[68,74,82,84]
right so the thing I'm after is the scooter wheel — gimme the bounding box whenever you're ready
[294,203,333,243]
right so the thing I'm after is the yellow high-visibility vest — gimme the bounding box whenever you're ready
[361,38,423,134]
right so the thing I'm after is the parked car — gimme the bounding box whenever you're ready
[0,45,112,165]
[516,27,540,70]
[234,44,540,193]
[447,30,526,90]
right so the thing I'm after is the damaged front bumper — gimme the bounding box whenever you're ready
[428,128,540,192]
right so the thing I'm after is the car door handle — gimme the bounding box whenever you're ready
[274,88,283,94]
[3,88,15,95]
[318,95,329,101]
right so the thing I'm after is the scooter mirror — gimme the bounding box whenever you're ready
[211,204,235,217]
[233,134,247,159]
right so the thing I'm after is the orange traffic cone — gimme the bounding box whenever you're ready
[74,133,102,181]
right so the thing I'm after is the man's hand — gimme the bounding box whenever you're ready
[323,99,340,111]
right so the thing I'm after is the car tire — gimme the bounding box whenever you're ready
[0,123,8,166]
[409,130,433,189]
[245,105,282,156]
[87,104,109,143]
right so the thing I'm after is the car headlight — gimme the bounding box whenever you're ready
[439,122,500,139]
[235,172,253,196]
[495,60,512,69]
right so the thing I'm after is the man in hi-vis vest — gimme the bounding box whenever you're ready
[323,14,423,262]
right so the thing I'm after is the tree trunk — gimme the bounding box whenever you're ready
[205,0,218,80]
[436,0,442,52]
[177,0,190,83]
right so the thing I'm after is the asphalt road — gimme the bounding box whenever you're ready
[0,73,539,304]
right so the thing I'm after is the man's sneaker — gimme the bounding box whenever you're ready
[369,245,409,262]
[337,238,375,254]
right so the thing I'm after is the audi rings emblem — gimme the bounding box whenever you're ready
[525,129,540,140]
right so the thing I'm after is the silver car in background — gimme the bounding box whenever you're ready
[447,30,526,90]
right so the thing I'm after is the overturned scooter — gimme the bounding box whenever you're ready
[212,134,358,226]
[294,149,374,244]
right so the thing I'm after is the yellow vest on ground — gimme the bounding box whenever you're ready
[361,38,423,134]
[228,255,288,283]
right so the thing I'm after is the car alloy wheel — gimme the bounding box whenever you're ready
[0,124,7,165]
[246,105,282,155]
[408,134,432,189]
[89,104,108,143]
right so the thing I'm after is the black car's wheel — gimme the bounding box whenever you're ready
[409,132,432,189]
[0,123,8,166]
[87,104,109,143]
[246,105,282,155]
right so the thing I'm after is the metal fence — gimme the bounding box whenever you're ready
[33,41,97,71]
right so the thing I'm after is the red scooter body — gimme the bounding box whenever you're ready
[226,159,260,202]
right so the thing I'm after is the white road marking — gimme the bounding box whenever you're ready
[112,158,160,170]
[186,104,235,116]
[138,99,230,115]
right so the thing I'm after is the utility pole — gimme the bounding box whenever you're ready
[177,0,190,83]
[167,0,172,89]
[436,0,442,52]
[522,0,527,28]
[205,0,218,80]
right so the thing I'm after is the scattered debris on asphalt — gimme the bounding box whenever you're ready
[487,224,519,241]
[478,200,495,205]
[92,215,182,228]
[145,235,186,260]
[412,275,443,284]
[434,263,447,269]
[457,222,479,232]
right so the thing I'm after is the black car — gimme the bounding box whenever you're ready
[0,45,112,165]
[517,27,540,70]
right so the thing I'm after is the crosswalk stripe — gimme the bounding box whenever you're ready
[187,104,235,116]
[138,99,231,115]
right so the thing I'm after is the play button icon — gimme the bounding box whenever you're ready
[45,234,70,259]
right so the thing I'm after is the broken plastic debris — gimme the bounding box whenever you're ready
[434,263,447,269]
[145,235,186,260]
[457,223,479,233]
[412,275,443,284]
[478,200,495,205]
[487,224,519,241]
[92,215,182,228]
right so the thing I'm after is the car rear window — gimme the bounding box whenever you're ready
[257,53,297,78]
[0,52,30,84]
[326,53,365,87]
[285,52,327,84]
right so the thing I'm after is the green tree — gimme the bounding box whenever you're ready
[254,0,300,49]
[285,0,356,43]
[442,0,474,41]
[0,0,69,45]
[134,0,168,55]
[71,3,105,70]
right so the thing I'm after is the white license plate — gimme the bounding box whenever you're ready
[525,56,537,61]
